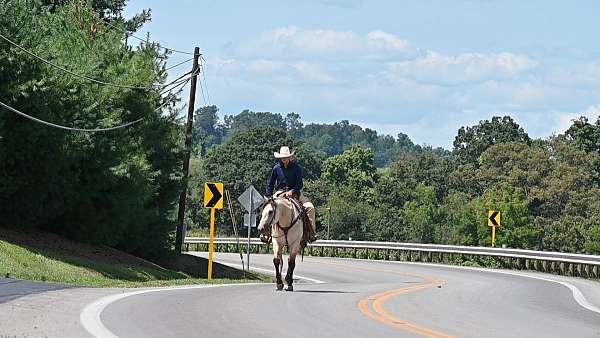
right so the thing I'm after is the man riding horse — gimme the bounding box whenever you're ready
[265,146,317,244]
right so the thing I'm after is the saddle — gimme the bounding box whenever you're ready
[287,197,314,247]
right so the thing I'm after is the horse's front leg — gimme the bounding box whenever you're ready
[284,252,297,291]
[273,249,284,291]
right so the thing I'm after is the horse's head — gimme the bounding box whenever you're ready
[257,197,278,232]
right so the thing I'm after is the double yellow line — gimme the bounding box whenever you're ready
[313,259,456,338]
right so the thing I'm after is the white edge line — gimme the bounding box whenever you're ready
[81,263,325,338]
[217,261,326,284]
[314,256,600,315]
[80,283,263,338]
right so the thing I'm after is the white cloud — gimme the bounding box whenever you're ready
[204,26,600,148]
[555,105,600,133]
[386,51,538,85]
[241,26,412,60]
[547,61,600,87]
[247,59,287,73]
[367,31,409,51]
[293,62,336,84]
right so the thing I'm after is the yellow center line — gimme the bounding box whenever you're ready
[312,259,457,338]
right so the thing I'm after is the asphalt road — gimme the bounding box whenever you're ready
[0,278,73,304]
[96,253,600,338]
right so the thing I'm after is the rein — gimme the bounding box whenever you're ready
[266,197,302,248]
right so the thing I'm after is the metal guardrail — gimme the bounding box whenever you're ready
[184,237,600,279]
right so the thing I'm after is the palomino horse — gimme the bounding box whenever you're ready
[257,196,305,291]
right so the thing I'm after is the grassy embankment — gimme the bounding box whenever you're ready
[0,227,268,287]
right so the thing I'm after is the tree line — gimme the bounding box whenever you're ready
[192,106,429,167]
[190,115,600,255]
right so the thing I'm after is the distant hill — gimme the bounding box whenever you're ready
[192,106,446,167]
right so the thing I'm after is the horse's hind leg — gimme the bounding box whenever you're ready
[284,253,296,291]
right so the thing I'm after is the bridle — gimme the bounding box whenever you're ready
[262,197,278,229]
[261,197,303,247]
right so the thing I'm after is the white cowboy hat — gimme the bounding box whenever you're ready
[274,146,294,158]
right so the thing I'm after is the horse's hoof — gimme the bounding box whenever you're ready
[285,285,293,292]
[276,283,284,291]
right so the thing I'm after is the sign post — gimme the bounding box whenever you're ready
[238,185,265,271]
[248,192,252,271]
[488,210,501,248]
[204,182,224,280]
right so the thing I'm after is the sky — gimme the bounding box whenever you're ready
[124,0,600,148]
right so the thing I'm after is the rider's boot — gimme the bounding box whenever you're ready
[307,219,317,243]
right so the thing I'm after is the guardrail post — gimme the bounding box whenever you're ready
[568,263,574,276]
[583,264,589,278]
[353,248,357,259]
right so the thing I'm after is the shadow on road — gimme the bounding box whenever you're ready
[293,290,357,294]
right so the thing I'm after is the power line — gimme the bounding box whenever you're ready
[0,100,143,132]
[0,32,158,91]
[160,77,190,96]
[200,57,212,105]
[159,70,191,92]
[165,57,194,72]
[159,68,196,95]
[198,72,208,106]
[0,78,192,132]
[102,19,194,55]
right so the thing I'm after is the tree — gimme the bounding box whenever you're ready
[285,112,304,138]
[225,110,286,137]
[0,1,181,257]
[442,192,479,246]
[402,184,441,244]
[453,116,531,165]
[192,105,225,156]
[477,185,535,249]
[564,116,600,154]
[322,145,377,199]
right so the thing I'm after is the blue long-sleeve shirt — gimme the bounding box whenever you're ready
[266,161,303,197]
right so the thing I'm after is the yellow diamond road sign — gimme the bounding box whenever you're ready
[204,182,224,209]
[488,210,501,227]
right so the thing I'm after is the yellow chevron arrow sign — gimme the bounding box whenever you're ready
[203,182,224,280]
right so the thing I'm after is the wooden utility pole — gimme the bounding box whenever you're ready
[175,47,201,253]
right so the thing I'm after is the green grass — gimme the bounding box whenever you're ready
[0,228,268,288]
[185,228,210,237]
